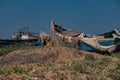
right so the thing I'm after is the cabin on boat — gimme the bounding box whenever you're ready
[12,27,39,40]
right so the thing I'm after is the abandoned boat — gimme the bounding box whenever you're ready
[48,21,120,53]
[0,27,40,45]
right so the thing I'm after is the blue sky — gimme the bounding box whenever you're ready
[0,0,120,38]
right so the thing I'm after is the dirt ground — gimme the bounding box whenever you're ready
[0,47,118,80]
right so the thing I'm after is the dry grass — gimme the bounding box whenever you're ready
[0,46,120,80]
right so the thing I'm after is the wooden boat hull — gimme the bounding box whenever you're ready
[79,40,114,51]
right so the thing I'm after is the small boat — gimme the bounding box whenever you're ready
[12,27,39,40]
[0,27,40,45]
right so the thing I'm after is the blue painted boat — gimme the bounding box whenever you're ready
[79,40,114,51]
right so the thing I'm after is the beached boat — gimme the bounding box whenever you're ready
[12,27,39,40]
[0,27,40,45]
[79,40,115,51]
[49,21,120,53]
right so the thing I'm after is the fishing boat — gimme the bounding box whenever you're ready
[12,27,39,40]
[0,27,40,45]
[49,21,120,53]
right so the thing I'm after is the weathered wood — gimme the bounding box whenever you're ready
[50,21,56,46]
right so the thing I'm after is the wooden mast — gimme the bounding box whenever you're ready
[50,21,55,46]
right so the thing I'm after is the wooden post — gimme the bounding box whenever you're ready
[50,21,55,46]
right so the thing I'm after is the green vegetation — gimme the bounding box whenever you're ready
[107,60,120,80]
[43,54,120,80]
[84,54,95,61]
[0,65,33,75]
[112,52,120,59]
[0,43,36,56]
